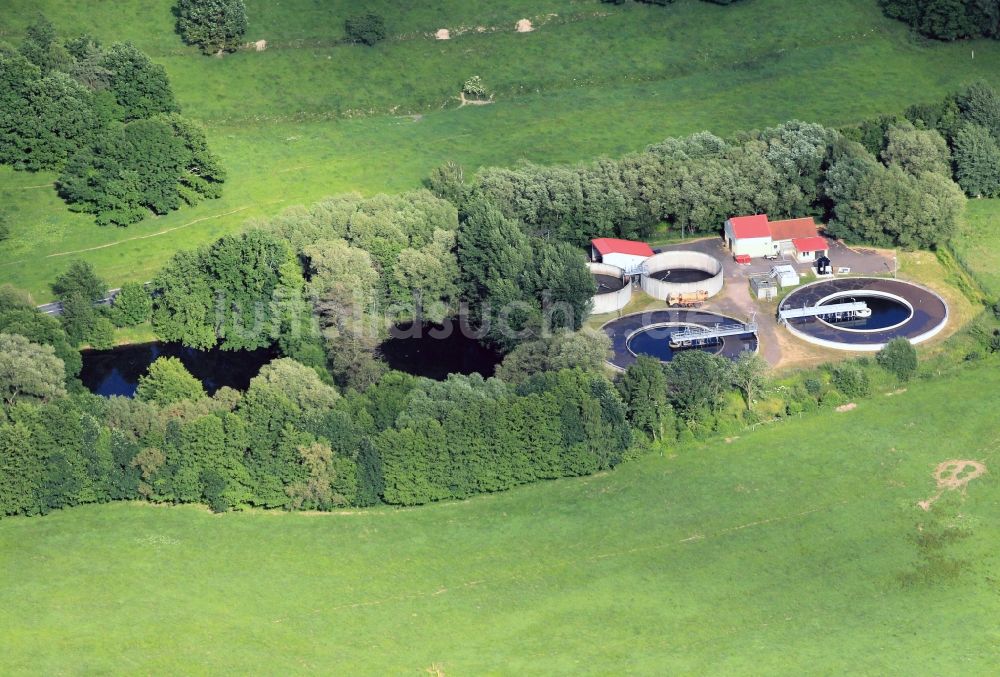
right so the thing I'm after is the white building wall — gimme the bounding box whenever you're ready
[724,221,775,258]
[601,252,649,272]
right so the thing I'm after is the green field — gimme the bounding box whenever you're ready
[953,198,1000,298]
[1,362,997,673]
[3,0,1000,299]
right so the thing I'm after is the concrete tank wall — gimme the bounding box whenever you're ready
[588,262,632,315]
[640,251,724,301]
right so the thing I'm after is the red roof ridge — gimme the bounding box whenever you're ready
[727,214,771,239]
[590,238,654,257]
[792,236,828,252]
[768,216,818,240]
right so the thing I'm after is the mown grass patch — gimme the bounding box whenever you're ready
[952,199,1000,300]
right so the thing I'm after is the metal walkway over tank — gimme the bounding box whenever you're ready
[669,320,758,348]
[778,301,870,324]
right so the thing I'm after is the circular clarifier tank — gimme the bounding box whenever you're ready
[779,278,948,351]
[816,291,913,332]
[640,251,724,301]
[626,323,725,361]
[601,310,758,370]
[588,262,632,315]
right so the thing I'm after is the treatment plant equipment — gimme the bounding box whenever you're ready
[601,309,759,370]
[587,262,632,315]
[640,251,724,302]
[668,316,759,349]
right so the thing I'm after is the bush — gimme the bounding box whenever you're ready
[877,338,918,382]
[803,377,823,396]
[462,76,488,100]
[830,362,872,398]
[345,13,386,46]
[820,389,847,408]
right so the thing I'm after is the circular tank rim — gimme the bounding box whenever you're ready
[641,250,725,300]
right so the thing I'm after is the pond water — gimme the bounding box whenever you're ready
[378,321,502,380]
[80,343,277,397]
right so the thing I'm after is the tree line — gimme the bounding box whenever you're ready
[845,82,1000,201]
[0,324,631,513]
[0,15,224,225]
[3,275,943,517]
[879,0,1000,41]
[429,106,983,251]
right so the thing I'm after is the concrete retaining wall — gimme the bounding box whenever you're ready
[640,251,724,301]
[588,262,631,315]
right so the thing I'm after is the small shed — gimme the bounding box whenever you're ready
[771,264,800,288]
[590,238,654,273]
[792,236,829,263]
[749,274,778,300]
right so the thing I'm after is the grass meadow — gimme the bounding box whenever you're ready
[953,199,1000,298]
[1,361,998,673]
[2,0,1000,299]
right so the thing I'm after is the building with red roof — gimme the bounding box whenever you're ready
[768,217,820,241]
[723,214,827,262]
[725,215,771,240]
[590,238,654,272]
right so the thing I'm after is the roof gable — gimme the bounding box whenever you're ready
[727,214,771,239]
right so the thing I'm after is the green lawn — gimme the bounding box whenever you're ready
[953,198,1000,298]
[1,361,997,673]
[3,0,1000,299]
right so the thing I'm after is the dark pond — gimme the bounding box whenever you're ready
[627,326,725,362]
[80,342,277,397]
[819,294,913,331]
[379,321,502,380]
[648,268,715,283]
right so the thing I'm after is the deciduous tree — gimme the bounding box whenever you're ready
[111,281,152,327]
[344,12,387,46]
[953,123,1000,197]
[175,0,248,55]
[0,333,67,407]
[135,356,205,405]
[731,351,769,411]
